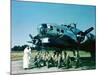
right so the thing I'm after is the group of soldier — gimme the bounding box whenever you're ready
[30,50,80,69]
[23,46,80,69]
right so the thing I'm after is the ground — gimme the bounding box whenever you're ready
[11,50,96,74]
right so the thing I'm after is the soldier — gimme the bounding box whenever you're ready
[52,51,59,67]
[51,51,56,67]
[64,52,71,69]
[61,51,65,67]
[57,53,62,68]
[29,51,37,68]
[73,50,80,68]
[45,51,51,68]
[47,53,54,68]
[33,51,42,68]
[42,51,47,66]
[40,51,46,67]
[73,51,80,68]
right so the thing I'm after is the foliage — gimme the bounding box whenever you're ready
[11,45,28,51]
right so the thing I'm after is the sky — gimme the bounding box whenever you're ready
[12,0,96,47]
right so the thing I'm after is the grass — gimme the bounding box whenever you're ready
[11,51,23,61]
[11,50,91,61]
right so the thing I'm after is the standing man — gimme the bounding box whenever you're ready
[23,46,32,69]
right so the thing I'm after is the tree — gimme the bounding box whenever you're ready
[11,45,28,51]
